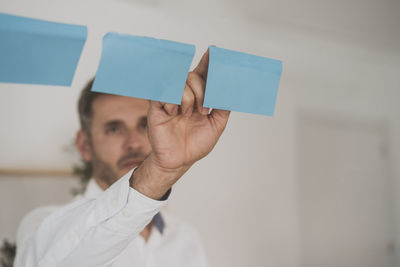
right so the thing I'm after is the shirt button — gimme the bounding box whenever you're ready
[111,199,118,207]
[68,232,77,242]
[122,209,132,217]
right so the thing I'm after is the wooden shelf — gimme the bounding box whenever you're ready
[0,168,73,177]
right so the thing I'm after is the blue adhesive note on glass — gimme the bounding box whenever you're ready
[92,33,195,105]
[204,46,282,116]
[0,13,87,86]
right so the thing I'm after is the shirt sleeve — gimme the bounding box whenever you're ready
[14,168,168,267]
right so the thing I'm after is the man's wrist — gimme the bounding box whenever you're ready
[129,155,189,200]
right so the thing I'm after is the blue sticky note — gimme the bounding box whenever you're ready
[0,13,87,86]
[204,46,282,116]
[92,33,195,105]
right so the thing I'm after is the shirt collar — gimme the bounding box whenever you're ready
[83,178,104,199]
[84,178,165,234]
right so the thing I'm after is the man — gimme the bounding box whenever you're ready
[14,50,230,266]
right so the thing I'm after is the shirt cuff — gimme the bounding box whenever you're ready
[94,168,169,225]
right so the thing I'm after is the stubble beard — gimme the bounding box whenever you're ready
[90,150,119,187]
[90,147,149,188]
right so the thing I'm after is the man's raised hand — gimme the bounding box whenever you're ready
[130,49,230,200]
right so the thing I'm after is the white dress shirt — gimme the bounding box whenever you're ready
[15,169,208,267]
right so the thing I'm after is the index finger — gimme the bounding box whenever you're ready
[192,48,210,80]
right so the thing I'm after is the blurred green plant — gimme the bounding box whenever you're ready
[0,240,16,267]
[63,139,92,195]
[71,160,92,195]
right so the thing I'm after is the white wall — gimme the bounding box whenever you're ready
[0,0,399,266]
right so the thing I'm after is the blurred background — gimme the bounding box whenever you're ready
[0,0,399,266]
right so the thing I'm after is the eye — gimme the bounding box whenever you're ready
[105,123,120,135]
[138,118,148,131]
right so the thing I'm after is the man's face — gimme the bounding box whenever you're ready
[84,94,151,188]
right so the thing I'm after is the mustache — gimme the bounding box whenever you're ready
[117,151,147,167]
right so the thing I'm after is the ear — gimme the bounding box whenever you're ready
[76,130,92,162]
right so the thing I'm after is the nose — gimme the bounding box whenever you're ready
[123,129,143,152]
